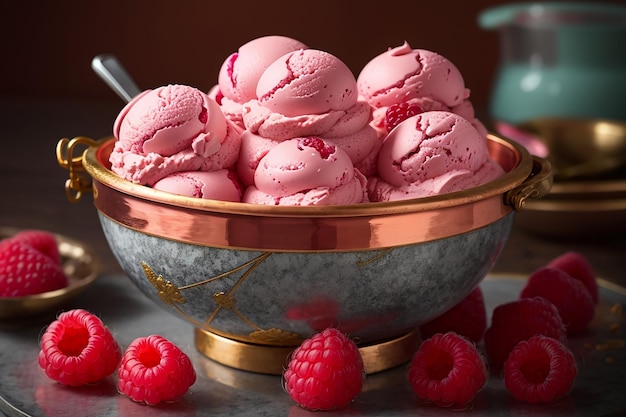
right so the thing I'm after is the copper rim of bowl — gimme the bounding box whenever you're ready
[0,227,102,320]
[82,134,534,251]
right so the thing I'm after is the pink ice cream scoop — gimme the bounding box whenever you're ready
[109,84,241,186]
[357,42,489,138]
[255,49,359,117]
[242,137,368,206]
[153,170,242,202]
[357,42,468,109]
[217,35,308,104]
[113,84,226,157]
[369,111,504,201]
[240,100,379,180]
[239,48,379,181]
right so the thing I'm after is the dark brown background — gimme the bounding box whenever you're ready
[1,0,522,110]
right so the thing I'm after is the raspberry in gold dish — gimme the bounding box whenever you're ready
[56,133,551,375]
[0,228,101,323]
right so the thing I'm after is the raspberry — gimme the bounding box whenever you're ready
[38,309,122,386]
[520,267,595,335]
[484,297,567,368]
[213,89,224,105]
[408,332,488,409]
[298,137,335,159]
[283,328,364,411]
[419,286,487,343]
[548,251,598,304]
[384,101,423,131]
[4,229,61,264]
[504,335,577,403]
[0,240,68,297]
[118,335,196,405]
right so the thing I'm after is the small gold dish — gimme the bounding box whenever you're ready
[0,227,102,321]
[518,117,626,182]
[510,118,626,237]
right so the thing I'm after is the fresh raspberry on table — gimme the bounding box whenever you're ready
[117,334,196,405]
[384,101,423,132]
[547,251,598,304]
[38,309,122,386]
[3,229,61,264]
[419,286,487,343]
[0,240,68,297]
[504,334,577,404]
[484,297,567,368]
[408,332,488,409]
[520,267,595,335]
[283,328,364,411]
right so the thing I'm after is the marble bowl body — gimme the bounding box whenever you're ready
[67,133,549,347]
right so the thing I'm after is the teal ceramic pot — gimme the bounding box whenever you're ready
[479,2,626,125]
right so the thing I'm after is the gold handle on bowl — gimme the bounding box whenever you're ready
[505,156,553,211]
[56,136,101,203]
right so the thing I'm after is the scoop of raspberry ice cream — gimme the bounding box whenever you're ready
[256,49,358,116]
[218,35,308,105]
[368,111,504,201]
[212,35,308,129]
[240,49,379,179]
[109,84,241,186]
[357,42,467,109]
[153,170,242,202]
[242,137,368,206]
[357,41,485,137]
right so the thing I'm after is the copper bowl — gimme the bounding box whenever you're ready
[56,133,550,374]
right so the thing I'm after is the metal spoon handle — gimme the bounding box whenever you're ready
[91,54,141,103]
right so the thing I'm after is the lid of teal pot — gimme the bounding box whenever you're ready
[478,2,626,29]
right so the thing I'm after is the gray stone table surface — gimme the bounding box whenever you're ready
[1,274,625,416]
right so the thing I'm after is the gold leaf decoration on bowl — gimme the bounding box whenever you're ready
[213,292,236,309]
[141,254,307,346]
[141,261,185,305]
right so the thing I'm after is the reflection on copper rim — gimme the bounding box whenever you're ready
[85,135,532,251]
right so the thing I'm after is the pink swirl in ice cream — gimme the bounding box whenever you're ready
[242,137,368,206]
[109,84,241,186]
[368,111,504,201]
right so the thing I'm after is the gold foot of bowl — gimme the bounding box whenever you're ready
[56,134,550,373]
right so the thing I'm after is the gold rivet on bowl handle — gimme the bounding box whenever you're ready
[505,156,553,211]
[56,136,101,203]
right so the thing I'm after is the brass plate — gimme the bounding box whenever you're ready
[0,227,102,321]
